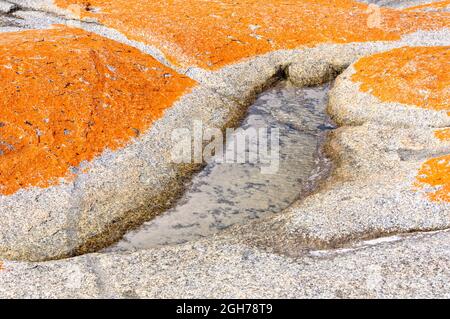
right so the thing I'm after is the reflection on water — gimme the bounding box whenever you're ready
[107,81,334,252]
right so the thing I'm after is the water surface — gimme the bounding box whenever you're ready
[107,81,334,252]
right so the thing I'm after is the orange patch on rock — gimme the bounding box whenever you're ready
[415,127,449,203]
[54,0,450,70]
[352,46,450,111]
[415,155,450,202]
[405,0,450,12]
[435,128,450,140]
[0,26,195,195]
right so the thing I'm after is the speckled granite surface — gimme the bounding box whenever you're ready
[0,0,449,298]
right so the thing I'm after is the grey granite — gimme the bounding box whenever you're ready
[1,229,449,298]
[329,64,450,128]
[357,0,443,9]
[281,123,450,248]
[0,1,18,13]
[0,0,449,299]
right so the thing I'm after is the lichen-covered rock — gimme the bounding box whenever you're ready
[286,46,450,247]
[0,26,195,196]
[0,0,449,298]
[415,128,450,202]
[405,0,450,12]
[329,46,450,127]
[358,0,448,10]
[0,26,241,261]
[54,0,450,69]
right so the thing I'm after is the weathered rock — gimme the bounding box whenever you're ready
[282,47,449,249]
[0,1,18,13]
[358,0,447,10]
[415,128,450,202]
[0,26,242,261]
[284,123,450,247]
[0,0,449,299]
[397,0,450,12]
[286,46,449,250]
[54,0,449,70]
[329,47,450,127]
[0,229,449,298]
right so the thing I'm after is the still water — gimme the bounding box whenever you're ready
[107,81,334,251]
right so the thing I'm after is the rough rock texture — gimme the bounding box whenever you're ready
[281,45,450,248]
[1,0,447,261]
[0,229,449,298]
[284,123,450,247]
[359,0,446,9]
[361,0,450,12]
[0,26,244,261]
[0,0,449,298]
[53,0,450,70]
[406,1,450,12]
[329,47,450,127]
[0,1,18,13]
[0,26,196,196]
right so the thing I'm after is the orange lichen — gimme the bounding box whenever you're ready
[54,0,450,70]
[352,46,450,111]
[415,127,449,203]
[415,155,450,202]
[435,128,450,140]
[405,0,450,12]
[0,26,195,195]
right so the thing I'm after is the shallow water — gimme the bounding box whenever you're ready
[107,81,334,252]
